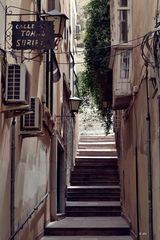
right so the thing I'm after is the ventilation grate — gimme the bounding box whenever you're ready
[7,65,21,100]
[21,97,42,131]
[5,64,28,104]
[24,98,35,127]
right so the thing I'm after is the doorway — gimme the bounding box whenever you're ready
[57,143,65,214]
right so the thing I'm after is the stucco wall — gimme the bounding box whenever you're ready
[0,117,11,240]
[0,0,51,239]
[115,0,160,239]
[0,0,78,239]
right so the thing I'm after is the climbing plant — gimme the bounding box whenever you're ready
[79,0,112,134]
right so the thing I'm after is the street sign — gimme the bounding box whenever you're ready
[12,21,54,50]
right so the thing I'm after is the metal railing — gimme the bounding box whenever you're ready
[8,193,49,240]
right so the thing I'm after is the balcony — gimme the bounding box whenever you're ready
[111,49,132,110]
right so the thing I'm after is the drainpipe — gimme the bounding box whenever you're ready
[145,65,153,240]
[158,96,160,225]
[46,50,49,108]
[135,146,140,240]
[10,117,16,237]
[133,104,140,240]
[50,49,54,116]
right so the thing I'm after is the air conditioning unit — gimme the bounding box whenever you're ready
[5,63,29,104]
[20,97,43,135]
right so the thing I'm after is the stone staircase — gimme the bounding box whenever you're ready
[42,135,132,240]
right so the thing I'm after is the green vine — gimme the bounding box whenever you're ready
[79,0,112,134]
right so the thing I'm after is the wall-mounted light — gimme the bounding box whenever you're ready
[41,9,68,38]
[69,96,82,113]
[55,96,82,120]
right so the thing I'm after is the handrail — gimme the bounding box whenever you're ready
[8,193,49,240]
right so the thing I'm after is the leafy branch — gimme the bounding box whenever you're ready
[79,0,112,134]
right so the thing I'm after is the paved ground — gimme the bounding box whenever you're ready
[45,217,130,229]
[41,236,132,240]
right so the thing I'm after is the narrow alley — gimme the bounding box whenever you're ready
[41,135,132,240]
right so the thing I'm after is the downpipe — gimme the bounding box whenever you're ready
[145,66,153,240]
[135,146,140,240]
[158,96,160,239]
[10,117,16,238]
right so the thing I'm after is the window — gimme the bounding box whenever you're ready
[120,51,130,79]
[119,10,128,42]
[117,0,131,44]
[48,0,55,11]
[119,0,128,7]
[120,50,131,80]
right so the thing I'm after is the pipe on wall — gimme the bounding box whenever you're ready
[135,146,140,240]
[145,65,153,240]
[10,117,16,237]
[133,105,140,240]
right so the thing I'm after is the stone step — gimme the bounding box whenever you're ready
[79,135,115,142]
[44,226,129,236]
[66,211,121,217]
[70,181,120,186]
[77,150,117,157]
[42,134,133,240]
[74,164,118,170]
[44,217,130,236]
[71,175,119,181]
[66,201,121,207]
[67,186,120,193]
[78,142,116,149]
[75,161,118,167]
[67,196,120,202]
[67,186,120,200]
[71,178,119,183]
[72,169,119,174]
[75,156,118,161]
[41,236,132,240]
[66,201,121,217]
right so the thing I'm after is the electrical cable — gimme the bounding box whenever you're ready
[156,0,159,24]
[141,28,160,69]
[54,34,150,54]
[3,29,157,65]
[6,32,152,56]
[0,0,5,10]
[141,31,154,66]
[4,40,144,65]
